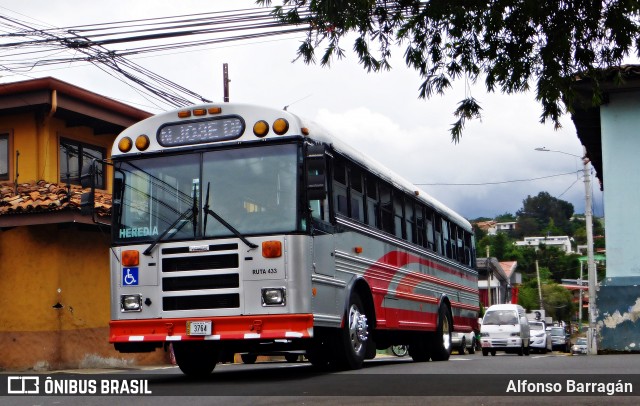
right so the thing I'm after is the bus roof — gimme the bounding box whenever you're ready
[112,103,471,232]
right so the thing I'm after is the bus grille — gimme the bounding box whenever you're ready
[163,274,239,291]
[163,293,240,311]
[161,245,240,312]
[162,253,238,272]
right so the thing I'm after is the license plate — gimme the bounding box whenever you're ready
[186,321,212,336]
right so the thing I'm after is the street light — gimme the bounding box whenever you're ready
[535,146,597,355]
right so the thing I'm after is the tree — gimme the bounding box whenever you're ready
[260,1,640,141]
[515,192,574,237]
[494,212,516,222]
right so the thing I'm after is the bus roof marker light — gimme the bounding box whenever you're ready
[262,241,282,258]
[135,135,150,151]
[177,110,191,118]
[118,137,133,153]
[193,108,207,116]
[208,107,222,114]
[301,127,310,136]
[253,120,269,137]
[273,118,289,135]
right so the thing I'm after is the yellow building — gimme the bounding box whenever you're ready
[0,77,167,370]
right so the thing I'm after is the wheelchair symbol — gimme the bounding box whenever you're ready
[123,268,138,286]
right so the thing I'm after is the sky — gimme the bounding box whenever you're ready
[0,0,605,220]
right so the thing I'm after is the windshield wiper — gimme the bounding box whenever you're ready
[202,182,258,249]
[143,183,199,256]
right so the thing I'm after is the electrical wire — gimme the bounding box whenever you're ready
[415,170,580,186]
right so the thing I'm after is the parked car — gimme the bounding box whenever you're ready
[572,337,588,355]
[549,326,571,352]
[480,304,531,356]
[529,321,552,353]
[452,331,476,355]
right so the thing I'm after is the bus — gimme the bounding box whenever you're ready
[82,103,479,376]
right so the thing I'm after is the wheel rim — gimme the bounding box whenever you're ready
[348,304,368,353]
[441,313,451,352]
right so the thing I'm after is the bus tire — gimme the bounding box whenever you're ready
[334,292,369,370]
[173,342,218,377]
[430,303,453,361]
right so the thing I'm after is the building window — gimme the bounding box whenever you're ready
[59,138,105,189]
[0,134,8,181]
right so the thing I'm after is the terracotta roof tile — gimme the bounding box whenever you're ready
[0,180,111,217]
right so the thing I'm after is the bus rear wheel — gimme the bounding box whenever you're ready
[334,293,369,370]
[173,342,218,377]
[430,303,453,361]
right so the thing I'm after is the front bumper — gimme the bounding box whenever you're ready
[110,314,314,343]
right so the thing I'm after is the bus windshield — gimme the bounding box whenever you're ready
[113,143,299,244]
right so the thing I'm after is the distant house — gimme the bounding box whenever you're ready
[515,236,573,254]
[0,77,161,370]
[477,258,521,307]
[494,222,517,235]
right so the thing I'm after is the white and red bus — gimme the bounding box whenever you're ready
[84,103,479,376]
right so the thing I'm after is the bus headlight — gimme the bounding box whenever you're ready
[121,294,142,312]
[261,288,286,306]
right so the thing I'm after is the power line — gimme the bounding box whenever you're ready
[415,170,580,186]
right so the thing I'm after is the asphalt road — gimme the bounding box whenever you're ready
[3,352,640,405]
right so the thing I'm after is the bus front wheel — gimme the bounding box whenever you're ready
[334,293,369,369]
[173,342,218,377]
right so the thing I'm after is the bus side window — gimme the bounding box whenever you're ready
[393,193,404,239]
[442,219,452,259]
[379,183,394,234]
[415,205,425,247]
[350,167,364,223]
[425,208,435,251]
[333,159,348,216]
[434,214,443,255]
[365,176,378,228]
[406,202,416,244]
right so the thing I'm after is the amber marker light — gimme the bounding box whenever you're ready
[354,246,363,254]
[301,127,310,136]
[135,134,150,151]
[208,107,222,114]
[118,137,133,153]
[262,241,282,258]
[192,108,207,116]
[273,118,289,135]
[253,120,269,137]
[122,250,140,266]
[177,110,191,118]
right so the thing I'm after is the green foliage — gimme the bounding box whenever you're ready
[515,192,574,238]
[494,212,516,222]
[259,0,640,141]
[518,276,575,323]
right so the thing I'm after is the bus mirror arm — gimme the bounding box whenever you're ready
[202,182,257,249]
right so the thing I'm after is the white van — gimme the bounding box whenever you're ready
[480,304,530,356]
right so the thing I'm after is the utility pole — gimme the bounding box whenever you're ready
[535,260,544,311]
[486,246,492,306]
[583,146,597,355]
[223,63,230,102]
